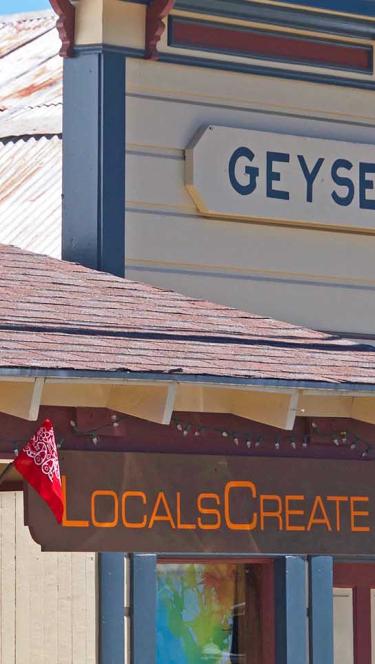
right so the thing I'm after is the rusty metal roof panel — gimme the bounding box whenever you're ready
[0,12,62,256]
[1,29,61,111]
[0,103,62,139]
[0,137,61,258]
[0,11,62,137]
[0,11,55,58]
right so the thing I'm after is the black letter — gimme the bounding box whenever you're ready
[331,159,354,207]
[297,155,324,203]
[359,162,375,210]
[228,147,259,196]
[266,152,290,200]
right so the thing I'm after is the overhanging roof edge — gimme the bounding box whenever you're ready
[0,366,375,395]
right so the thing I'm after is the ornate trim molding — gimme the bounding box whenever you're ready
[49,0,76,57]
[145,0,176,60]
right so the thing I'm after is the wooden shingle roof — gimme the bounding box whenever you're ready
[0,243,374,388]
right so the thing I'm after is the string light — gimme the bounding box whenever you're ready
[111,414,120,428]
[0,413,373,460]
[170,417,375,459]
[255,437,262,448]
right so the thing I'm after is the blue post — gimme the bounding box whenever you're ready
[99,552,125,664]
[275,556,307,664]
[131,554,157,664]
[62,49,126,276]
[309,556,334,664]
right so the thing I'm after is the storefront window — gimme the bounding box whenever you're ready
[157,562,272,664]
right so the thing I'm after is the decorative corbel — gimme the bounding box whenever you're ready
[145,0,175,60]
[49,0,76,57]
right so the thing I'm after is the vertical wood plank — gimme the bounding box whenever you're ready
[57,552,73,664]
[29,514,45,664]
[85,553,98,664]
[1,493,16,664]
[15,492,31,664]
[72,552,89,662]
[42,549,58,664]
[0,492,97,664]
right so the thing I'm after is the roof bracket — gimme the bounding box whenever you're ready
[145,0,176,60]
[49,0,75,58]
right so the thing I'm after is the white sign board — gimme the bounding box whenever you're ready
[185,126,375,231]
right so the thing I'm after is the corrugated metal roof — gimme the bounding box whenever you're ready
[0,137,61,258]
[0,243,374,385]
[0,11,62,137]
[0,11,55,58]
[0,12,62,258]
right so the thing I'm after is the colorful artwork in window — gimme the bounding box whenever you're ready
[156,563,246,663]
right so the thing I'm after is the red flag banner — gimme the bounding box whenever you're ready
[14,419,63,523]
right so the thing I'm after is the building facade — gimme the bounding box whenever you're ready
[2,1,375,663]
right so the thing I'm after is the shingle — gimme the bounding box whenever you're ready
[0,243,373,385]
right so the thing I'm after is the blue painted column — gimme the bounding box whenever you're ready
[63,47,127,663]
[99,552,125,664]
[131,554,157,664]
[308,556,334,664]
[275,556,308,664]
[62,49,126,276]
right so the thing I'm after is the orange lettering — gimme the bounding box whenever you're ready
[350,497,370,532]
[327,496,348,532]
[122,491,147,529]
[260,495,283,531]
[62,475,89,528]
[307,496,332,532]
[197,493,221,530]
[91,490,119,528]
[285,495,305,531]
[176,492,196,530]
[148,492,176,529]
[224,481,257,531]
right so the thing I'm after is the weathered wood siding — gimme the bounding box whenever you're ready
[125,59,375,336]
[0,492,97,664]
